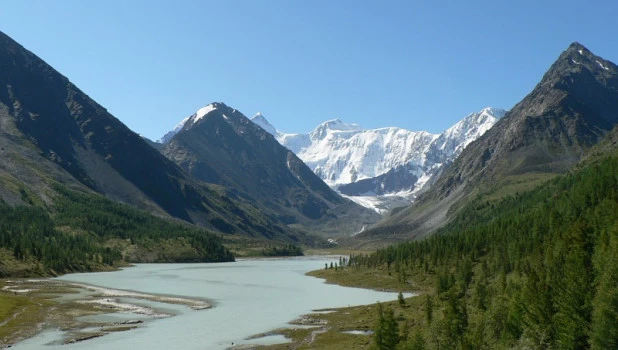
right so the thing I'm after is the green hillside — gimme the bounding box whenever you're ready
[0,186,234,277]
[333,152,618,349]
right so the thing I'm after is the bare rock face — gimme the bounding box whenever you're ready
[365,43,618,241]
[0,30,298,240]
[161,102,380,237]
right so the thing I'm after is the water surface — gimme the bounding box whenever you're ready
[15,256,406,349]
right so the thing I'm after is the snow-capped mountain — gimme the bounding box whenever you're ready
[249,107,505,212]
[252,117,438,186]
[158,116,190,144]
[158,102,380,236]
[251,112,278,136]
[428,107,505,160]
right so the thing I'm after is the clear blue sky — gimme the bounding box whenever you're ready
[1,1,617,140]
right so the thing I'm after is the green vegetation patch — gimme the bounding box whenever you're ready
[0,291,52,346]
[308,265,428,293]
[274,155,618,350]
[0,184,234,277]
[264,296,427,350]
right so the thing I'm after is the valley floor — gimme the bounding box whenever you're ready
[258,265,427,350]
[1,253,411,350]
[0,279,210,348]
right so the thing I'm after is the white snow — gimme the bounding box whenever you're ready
[411,167,435,194]
[572,59,581,65]
[157,116,191,144]
[578,49,584,55]
[342,191,415,214]
[293,124,438,187]
[596,60,610,71]
[432,107,505,158]
[250,107,504,211]
[160,104,504,213]
[174,116,191,131]
[251,112,278,136]
[157,104,219,144]
[194,104,217,123]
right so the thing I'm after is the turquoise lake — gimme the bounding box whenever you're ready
[14,256,409,349]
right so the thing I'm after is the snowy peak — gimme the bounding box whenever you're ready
[158,103,220,144]
[433,107,506,157]
[193,104,218,123]
[159,102,239,144]
[158,116,191,144]
[248,107,505,212]
[319,119,362,131]
[250,112,278,136]
[555,42,616,77]
[479,107,506,119]
[310,119,363,140]
[188,102,235,125]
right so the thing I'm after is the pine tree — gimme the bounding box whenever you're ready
[590,229,618,349]
[373,303,399,350]
[425,295,433,324]
[401,331,426,350]
[552,220,593,349]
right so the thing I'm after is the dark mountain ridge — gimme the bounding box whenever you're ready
[361,42,618,242]
[162,102,380,236]
[0,30,295,239]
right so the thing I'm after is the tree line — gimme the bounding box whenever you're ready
[353,156,618,349]
[0,185,234,277]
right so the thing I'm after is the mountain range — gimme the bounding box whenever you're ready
[2,25,617,255]
[248,107,505,213]
[0,30,307,240]
[158,102,379,237]
[360,42,618,244]
[0,29,376,246]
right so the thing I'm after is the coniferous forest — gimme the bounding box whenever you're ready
[348,155,618,349]
[0,186,234,277]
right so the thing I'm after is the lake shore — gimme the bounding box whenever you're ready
[0,278,211,348]
[255,265,424,349]
[2,257,408,349]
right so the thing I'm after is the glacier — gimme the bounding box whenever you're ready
[160,105,505,213]
[252,107,505,212]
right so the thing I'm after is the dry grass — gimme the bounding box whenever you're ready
[0,290,52,346]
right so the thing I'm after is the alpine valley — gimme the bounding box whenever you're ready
[158,102,380,237]
[0,29,377,277]
[302,42,618,350]
[2,23,618,350]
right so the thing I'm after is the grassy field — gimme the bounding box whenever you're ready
[308,266,430,293]
[259,264,434,350]
[0,290,52,346]
[266,299,409,350]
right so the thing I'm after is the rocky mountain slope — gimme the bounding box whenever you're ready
[363,42,618,241]
[160,103,380,237]
[0,30,295,240]
[250,108,505,212]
